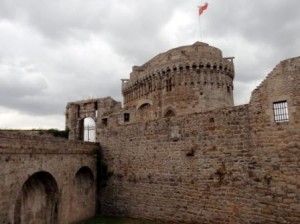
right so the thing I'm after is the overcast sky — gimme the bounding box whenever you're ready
[0,0,299,129]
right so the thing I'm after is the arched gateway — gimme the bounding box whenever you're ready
[14,171,59,224]
[68,166,96,223]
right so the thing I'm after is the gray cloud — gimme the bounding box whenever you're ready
[0,0,299,128]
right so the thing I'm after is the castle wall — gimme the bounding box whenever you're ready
[250,56,300,146]
[0,132,99,224]
[246,57,300,223]
[99,106,253,223]
[98,57,300,223]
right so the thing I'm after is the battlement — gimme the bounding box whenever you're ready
[121,42,235,122]
[125,42,232,81]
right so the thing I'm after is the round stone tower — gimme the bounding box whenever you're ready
[121,42,234,121]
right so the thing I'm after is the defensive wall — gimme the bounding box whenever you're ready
[96,56,300,223]
[0,131,100,224]
[0,42,299,224]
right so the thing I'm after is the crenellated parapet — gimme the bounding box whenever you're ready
[121,42,235,121]
[122,60,234,100]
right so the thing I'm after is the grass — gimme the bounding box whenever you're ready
[80,216,165,224]
[0,128,69,138]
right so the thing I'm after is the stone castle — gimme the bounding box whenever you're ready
[1,42,300,223]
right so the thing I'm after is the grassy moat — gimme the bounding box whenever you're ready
[80,216,165,224]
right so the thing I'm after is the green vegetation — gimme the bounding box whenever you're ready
[0,128,69,139]
[42,129,69,138]
[80,216,165,224]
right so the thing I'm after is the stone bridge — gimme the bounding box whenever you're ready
[0,131,99,224]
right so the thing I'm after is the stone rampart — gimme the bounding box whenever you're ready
[99,104,299,223]
[0,132,99,224]
[99,106,252,223]
[98,57,300,223]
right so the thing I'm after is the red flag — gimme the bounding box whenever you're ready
[199,2,208,16]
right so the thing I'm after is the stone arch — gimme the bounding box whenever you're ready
[75,166,94,185]
[138,103,151,113]
[179,64,184,71]
[156,70,161,77]
[199,62,204,69]
[185,63,190,70]
[14,171,59,224]
[219,63,223,70]
[164,107,176,118]
[172,65,177,72]
[68,166,96,223]
[136,102,152,121]
[136,100,153,110]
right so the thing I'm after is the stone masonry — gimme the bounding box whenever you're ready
[121,42,234,122]
[66,42,300,223]
[0,42,299,224]
[0,131,99,224]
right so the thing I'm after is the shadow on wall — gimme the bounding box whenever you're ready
[14,171,59,224]
[69,166,96,223]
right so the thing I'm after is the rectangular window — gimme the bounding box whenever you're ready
[273,101,289,122]
[124,113,130,122]
[94,102,98,117]
[77,105,80,116]
[101,118,108,126]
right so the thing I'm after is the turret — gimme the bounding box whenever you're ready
[121,42,235,122]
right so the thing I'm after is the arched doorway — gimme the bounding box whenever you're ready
[164,109,176,117]
[69,166,96,223]
[83,117,96,142]
[137,103,151,121]
[14,171,59,224]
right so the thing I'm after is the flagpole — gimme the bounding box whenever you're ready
[198,14,201,41]
[197,2,208,42]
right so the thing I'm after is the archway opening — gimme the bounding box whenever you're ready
[83,117,96,142]
[14,171,59,224]
[137,103,151,120]
[164,109,176,118]
[75,166,94,187]
[69,166,96,223]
